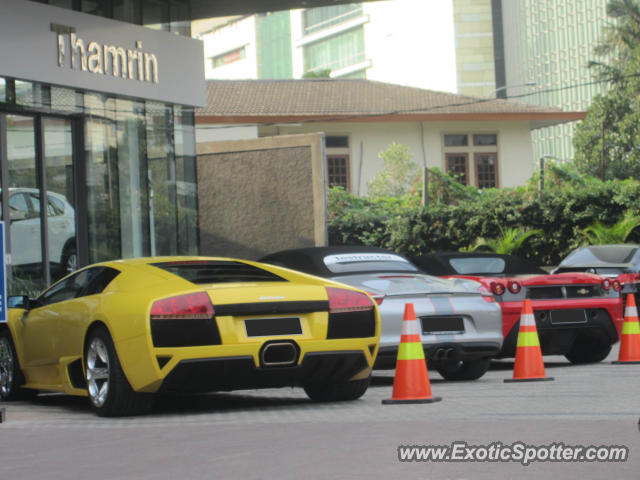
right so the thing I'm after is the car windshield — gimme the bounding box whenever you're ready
[152,260,287,284]
[449,257,507,274]
[561,245,639,265]
[323,253,418,274]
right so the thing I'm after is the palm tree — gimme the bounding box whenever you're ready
[589,0,640,84]
[471,227,542,255]
[581,210,640,244]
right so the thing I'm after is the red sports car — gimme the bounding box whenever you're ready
[411,252,624,363]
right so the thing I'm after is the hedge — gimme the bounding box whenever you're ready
[327,169,640,266]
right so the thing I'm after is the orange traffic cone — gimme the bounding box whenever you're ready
[382,303,441,404]
[504,299,554,382]
[613,294,640,364]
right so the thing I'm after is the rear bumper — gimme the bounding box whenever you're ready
[500,306,620,357]
[374,341,502,369]
[159,351,369,392]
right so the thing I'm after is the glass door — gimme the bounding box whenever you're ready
[0,114,77,296]
[43,117,76,281]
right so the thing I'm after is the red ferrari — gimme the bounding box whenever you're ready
[411,252,624,363]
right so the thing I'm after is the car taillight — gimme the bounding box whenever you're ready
[365,292,385,306]
[326,287,374,313]
[612,279,622,291]
[490,281,506,296]
[150,292,215,320]
[478,285,495,302]
[507,281,521,294]
[601,278,611,291]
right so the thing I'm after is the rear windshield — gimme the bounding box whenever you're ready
[449,257,507,274]
[562,246,639,265]
[323,253,418,274]
[152,261,286,284]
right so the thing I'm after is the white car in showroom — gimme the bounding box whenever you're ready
[7,188,76,273]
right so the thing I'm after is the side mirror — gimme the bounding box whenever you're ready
[7,295,30,309]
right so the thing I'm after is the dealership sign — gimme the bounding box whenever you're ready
[0,0,205,106]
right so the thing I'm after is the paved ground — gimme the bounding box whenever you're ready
[0,346,638,480]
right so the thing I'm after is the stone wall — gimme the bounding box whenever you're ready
[196,133,326,260]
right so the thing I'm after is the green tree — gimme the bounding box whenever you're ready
[580,209,640,244]
[574,0,640,179]
[302,69,331,78]
[367,142,421,198]
[471,227,542,255]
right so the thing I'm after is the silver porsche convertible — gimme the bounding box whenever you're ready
[260,246,503,380]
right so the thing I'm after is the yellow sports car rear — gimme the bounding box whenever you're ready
[0,257,380,416]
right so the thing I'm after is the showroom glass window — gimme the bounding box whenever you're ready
[0,76,199,296]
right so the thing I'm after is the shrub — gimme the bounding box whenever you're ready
[328,169,640,266]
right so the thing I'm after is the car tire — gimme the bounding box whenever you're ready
[304,375,371,402]
[61,243,77,274]
[564,336,612,364]
[435,358,491,381]
[0,329,36,401]
[84,326,154,417]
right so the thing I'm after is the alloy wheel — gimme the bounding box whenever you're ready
[86,337,110,407]
[0,337,15,397]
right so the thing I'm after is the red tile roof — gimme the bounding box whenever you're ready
[196,79,585,126]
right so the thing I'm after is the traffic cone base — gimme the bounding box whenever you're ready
[383,303,441,405]
[612,360,640,365]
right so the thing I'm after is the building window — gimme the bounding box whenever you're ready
[473,134,497,146]
[444,134,468,147]
[442,133,499,188]
[303,4,363,35]
[475,153,498,188]
[303,28,364,75]
[326,136,349,148]
[445,153,469,185]
[211,46,247,69]
[327,155,349,190]
[325,135,349,191]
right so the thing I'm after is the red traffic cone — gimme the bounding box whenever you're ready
[504,299,554,382]
[382,303,441,404]
[613,294,640,364]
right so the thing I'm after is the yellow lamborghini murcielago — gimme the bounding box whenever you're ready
[0,257,380,416]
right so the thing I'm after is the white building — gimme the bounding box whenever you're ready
[193,1,458,92]
[196,79,584,194]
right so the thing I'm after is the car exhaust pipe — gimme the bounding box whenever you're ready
[432,347,456,361]
[260,341,299,367]
[433,348,446,361]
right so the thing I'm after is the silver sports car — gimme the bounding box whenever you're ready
[260,246,503,380]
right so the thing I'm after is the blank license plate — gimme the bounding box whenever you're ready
[245,317,302,337]
[550,309,587,325]
[420,316,465,334]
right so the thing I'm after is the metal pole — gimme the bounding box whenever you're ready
[539,157,545,193]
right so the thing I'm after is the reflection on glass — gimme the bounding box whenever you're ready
[6,115,45,296]
[0,78,5,103]
[50,87,81,113]
[44,118,77,281]
[142,0,169,31]
[147,102,177,256]
[15,81,34,107]
[174,106,199,255]
[113,0,141,24]
[116,98,149,258]
[85,105,121,263]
